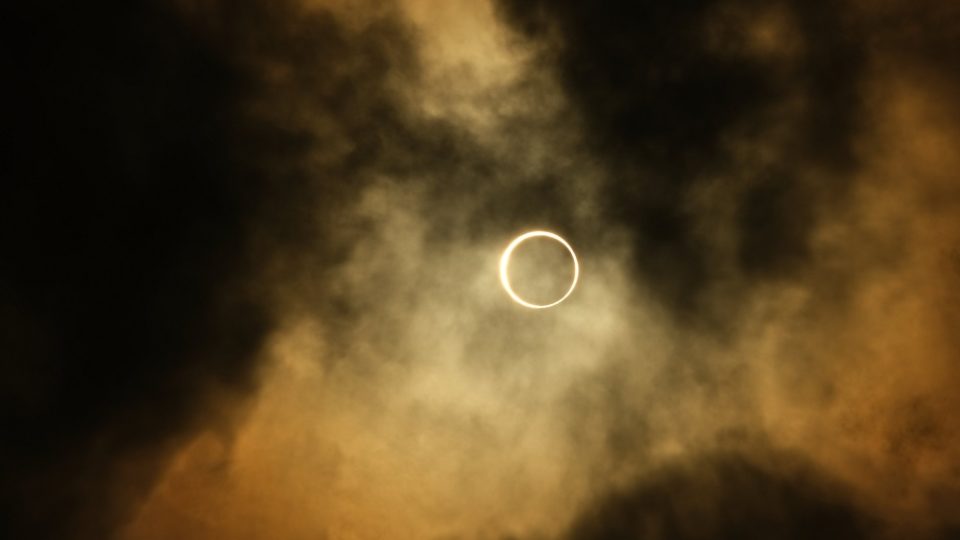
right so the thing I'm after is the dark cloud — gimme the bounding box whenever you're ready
[2,1,421,537]
[495,0,866,320]
[564,446,875,540]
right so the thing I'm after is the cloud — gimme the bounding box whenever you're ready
[565,445,874,540]
[2,1,424,537]
[5,1,960,539]
[494,0,868,322]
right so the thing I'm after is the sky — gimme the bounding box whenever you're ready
[3,1,960,538]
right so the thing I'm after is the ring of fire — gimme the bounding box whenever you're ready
[499,230,579,309]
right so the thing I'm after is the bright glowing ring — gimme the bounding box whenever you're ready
[499,230,579,309]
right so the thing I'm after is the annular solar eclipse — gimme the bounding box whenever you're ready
[499,231,579,309]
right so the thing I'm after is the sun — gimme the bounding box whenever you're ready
[499,230,579,309]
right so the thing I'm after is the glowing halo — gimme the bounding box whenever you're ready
[499,230,579,309]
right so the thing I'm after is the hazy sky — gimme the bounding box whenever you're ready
[4,1,960,539]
